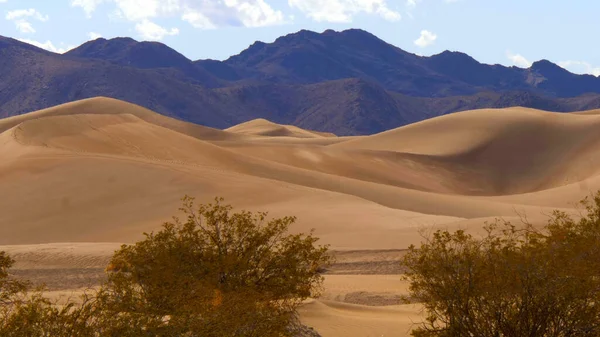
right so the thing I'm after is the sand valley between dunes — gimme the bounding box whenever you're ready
[2,97,600,336]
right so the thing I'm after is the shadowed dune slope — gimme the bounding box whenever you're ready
[332,107,600,195]
[572,108,600,115]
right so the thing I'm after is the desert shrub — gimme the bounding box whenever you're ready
[98,196,332,336]
[0,292,91,336]
[0,252,101,336]
[0,252,27,307]
[403,192,600,337]
[0,196,330,336]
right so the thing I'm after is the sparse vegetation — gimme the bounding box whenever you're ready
[0,196,331,336]
[403,192,600,337]
[10,192,600,336]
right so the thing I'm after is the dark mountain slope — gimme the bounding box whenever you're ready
[194,59,248,81]
[527,60,600,97]
[222,28,600,98]
[213,78,420,135]
[0,40,234,126]
[223,29,476,96]
[423,51,526,90]
[65,37,223,87]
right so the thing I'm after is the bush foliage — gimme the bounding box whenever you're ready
[403,192,600,337]
[0,196,331,336]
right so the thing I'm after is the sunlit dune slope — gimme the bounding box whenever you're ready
[0,99,465,248]
[226,118,336,138]
[299,300,423,337]
[0,97,243,142]
[1,99,600,250]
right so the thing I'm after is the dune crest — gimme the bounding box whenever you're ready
[226,118,337,138]
[0,97,243,142]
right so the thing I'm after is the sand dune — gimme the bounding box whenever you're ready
[572,108,600,115]
[299,300,423,337]
[226,118,336,138]
[1,98,596,246]
[0,97,243,142]
[332,108,600,195]
[3,99,600,336]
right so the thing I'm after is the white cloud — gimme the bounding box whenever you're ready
[378,6,401,21]
[88,32,103,40]
[558,60,600,77]
[506,51,532,68]
[17,38,73,53]
[406,0,420,8]
[112,0,163,21]
[15,20,35,33]
[135,19,179,41]
[404,0,420,21]
[414,30,437,48]
[6,8,48,21]
[408,0,457,8]
[223,0,285,27]
[5,8,49,34]
[182,8,216,29]
[288,0,400,23]
[70,0,105,17]
[72,0,286,28]
[182,0,285,28]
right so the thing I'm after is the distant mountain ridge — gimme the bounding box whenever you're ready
[1,28,600,135]
[218,29,600,98]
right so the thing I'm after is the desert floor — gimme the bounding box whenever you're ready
[2,97,600,336]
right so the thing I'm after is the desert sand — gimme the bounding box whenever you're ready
[2,97,600,336]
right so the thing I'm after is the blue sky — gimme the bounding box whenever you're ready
[0,0,598,76]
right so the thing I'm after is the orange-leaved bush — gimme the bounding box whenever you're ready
[403,192,600,337]
[100,196,332,336]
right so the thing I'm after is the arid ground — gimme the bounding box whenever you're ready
[2,97,600,336]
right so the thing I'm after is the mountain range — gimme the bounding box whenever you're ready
[2,28,600,135]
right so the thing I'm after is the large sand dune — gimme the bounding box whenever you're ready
[2,97,600,336]
[333,107,600,195]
